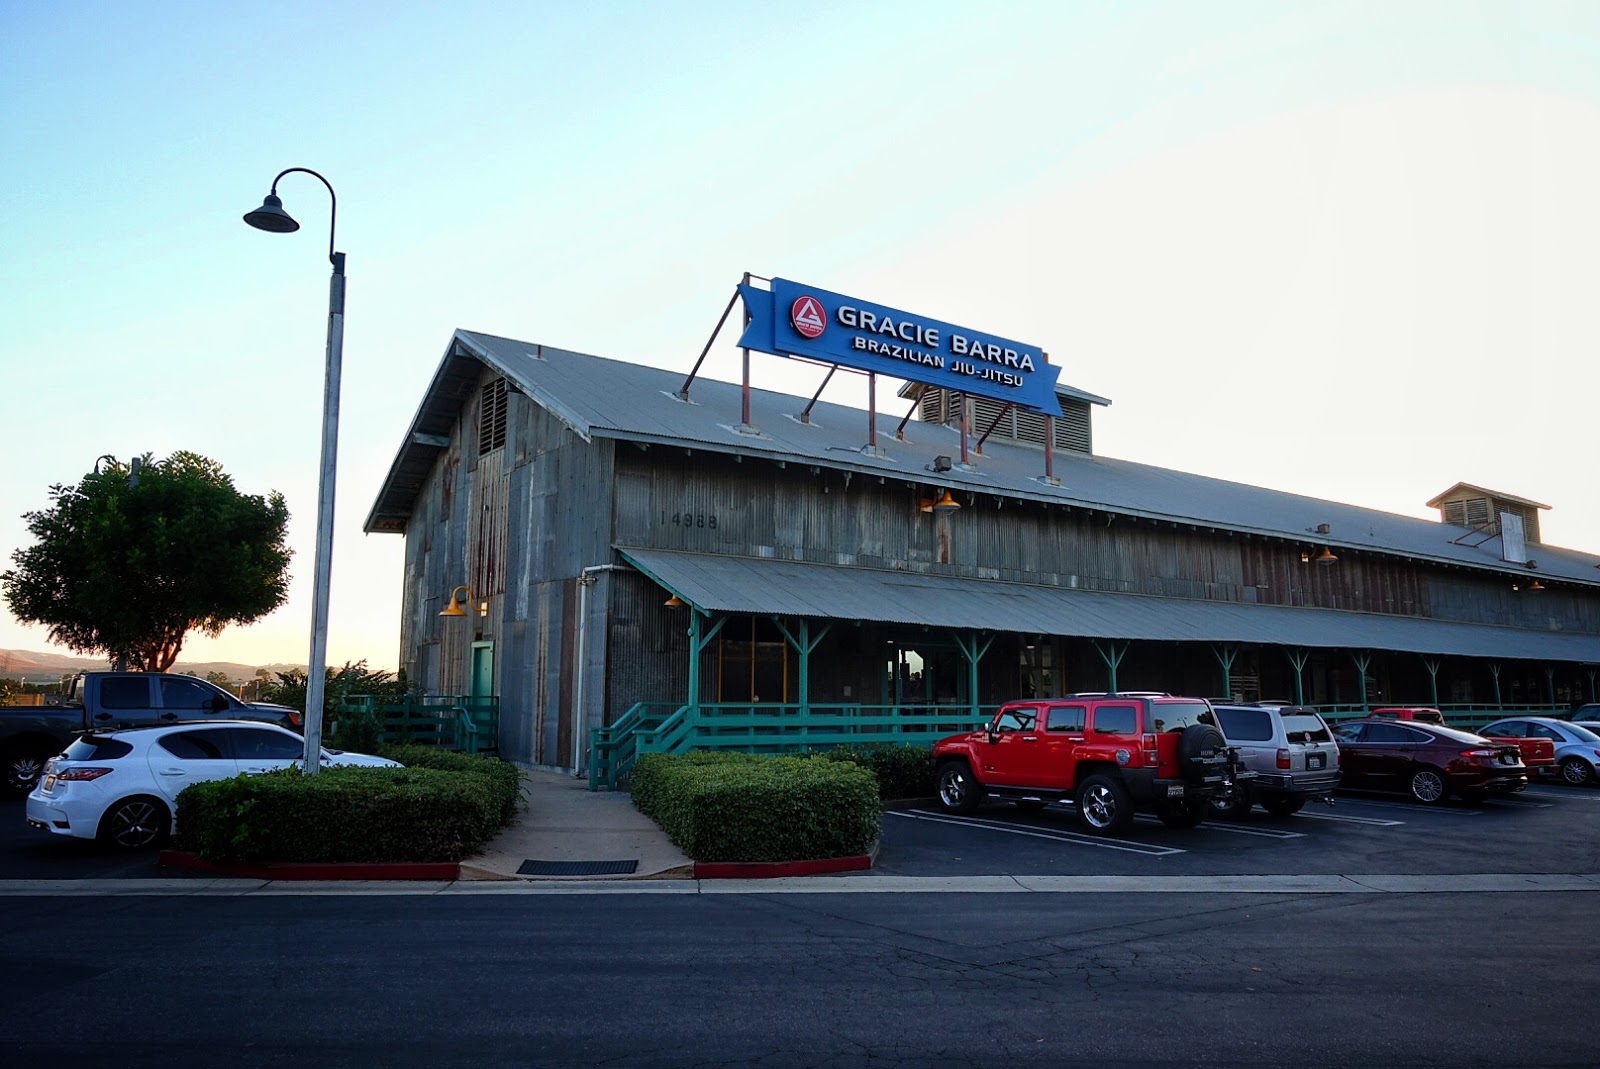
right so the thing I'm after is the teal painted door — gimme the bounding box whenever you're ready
[470,642,494,702]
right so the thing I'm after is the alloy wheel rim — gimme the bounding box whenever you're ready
[1563,761,1588,786]
[1083,785,1113,827]
[940,771,965,807]
[1413,772,1444,802]
[111,801,160,848]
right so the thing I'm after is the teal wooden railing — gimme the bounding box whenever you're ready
[1306,703,1565,731]
[334,694,499,754]
[588,702,996,790]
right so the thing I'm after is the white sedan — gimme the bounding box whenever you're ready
[26,720,400,849]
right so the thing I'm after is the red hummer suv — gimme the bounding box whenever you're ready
[931,693,1249,834]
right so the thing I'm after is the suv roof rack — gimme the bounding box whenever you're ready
[1062,691,1174,699]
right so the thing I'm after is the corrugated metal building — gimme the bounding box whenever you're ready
[367,329,1600,771]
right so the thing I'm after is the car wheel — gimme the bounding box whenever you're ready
[1075,774,1134,835]
[97,796,171,851]
[1408,766,1449,805]
[4,742,59,798]
[1560,757,1595,787]
[1157,799,1207,828]
[936,760,984,815]
[1209,784,1252,819]
[1259,795,1305,817]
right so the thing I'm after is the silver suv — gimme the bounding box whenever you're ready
[1209,704,1341,816]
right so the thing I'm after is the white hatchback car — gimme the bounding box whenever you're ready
[26,721,400,850]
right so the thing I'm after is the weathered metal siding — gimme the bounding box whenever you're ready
[400,365,615,768]
[612,450,1600,634]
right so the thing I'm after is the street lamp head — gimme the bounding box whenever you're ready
[243,193,300,234]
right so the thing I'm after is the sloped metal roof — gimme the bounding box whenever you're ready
[365,330,1600,593]
[619,548,1599,662]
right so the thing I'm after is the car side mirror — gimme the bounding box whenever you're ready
[209,695,229,713]
[986,727,999,745]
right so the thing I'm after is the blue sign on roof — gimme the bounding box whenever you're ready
[737,278,1062,417]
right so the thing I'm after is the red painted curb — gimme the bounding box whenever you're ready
[693,853,872,880]
[159,850,459,882]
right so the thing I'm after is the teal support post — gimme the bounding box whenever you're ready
[1211,643,1239,700]
[1351,651,1373,713]
[1489,663,1502,708]
[1545,666,1558,710]
[1423,658,1441,708]
[773,616,830,716]
[954,631,995,721]
[1285,648,1310,706]
[685,610,728,720]
[1589,668,1597,704]
[1092,639,1129,695]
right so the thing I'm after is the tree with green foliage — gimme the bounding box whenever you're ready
[259,660,410,714]
[1,451,291,672]
[0,677,16,705]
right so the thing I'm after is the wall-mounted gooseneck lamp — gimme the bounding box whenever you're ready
[440,584,489,617]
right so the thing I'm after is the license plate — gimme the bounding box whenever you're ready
[1166,784,1185,797]
[1307,754,1325,770]
[41,774,56,792]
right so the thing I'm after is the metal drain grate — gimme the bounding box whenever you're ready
[517,859,639,876]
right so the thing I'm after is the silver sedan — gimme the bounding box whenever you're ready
[1480,717,1600,787]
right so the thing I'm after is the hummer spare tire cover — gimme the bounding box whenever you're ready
[1177,723,1228,782]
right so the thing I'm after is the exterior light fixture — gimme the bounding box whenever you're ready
[441,584,487,617]
[1314,547,1338,565]
[664,594,686,608]
[932,489,961,513]
[1299,551,1312,564]
[918,497,934,514]
[243,166,345,776]
[1527,578,1545,592]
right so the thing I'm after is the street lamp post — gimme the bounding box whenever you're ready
[243,167,345,774]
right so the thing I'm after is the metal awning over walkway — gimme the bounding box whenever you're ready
[618,547,1600,663]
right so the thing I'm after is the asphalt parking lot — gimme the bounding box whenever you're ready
[875,779,1600,878]
[5,778,1598,882]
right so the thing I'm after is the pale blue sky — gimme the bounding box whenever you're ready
[4,1,1599,670]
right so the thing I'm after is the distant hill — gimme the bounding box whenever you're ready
[0,648,306,684]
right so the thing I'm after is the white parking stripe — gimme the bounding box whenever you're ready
[1292,810,1405,827]
[1333,797,1483,815]
[887,810,1185,856]
[1132,814,1305,839]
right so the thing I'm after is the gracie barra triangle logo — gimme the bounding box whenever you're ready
[789,295,826,339]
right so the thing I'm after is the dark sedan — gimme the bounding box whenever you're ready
[1330,719,1527,804]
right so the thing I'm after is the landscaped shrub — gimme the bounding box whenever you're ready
[377,744,523,824]
[812,744,934,800]
[632,752,880,862]
[175,764,513,864]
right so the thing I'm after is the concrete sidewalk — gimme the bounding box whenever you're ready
[458,768,692,881]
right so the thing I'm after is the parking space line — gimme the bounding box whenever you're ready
[1481,796,1553,808]
[1334,797,1483,815]
[1132,814,1305,839]
[886,810,1185,856]
[1292,811,1405,827]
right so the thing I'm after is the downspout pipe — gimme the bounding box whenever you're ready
[573,563,628,774]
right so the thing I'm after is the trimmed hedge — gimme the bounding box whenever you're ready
[810,744,934,800]
[175,751,522,864]
[630,752,880,863]
[376,745,523,825]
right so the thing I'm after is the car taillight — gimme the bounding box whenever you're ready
[287,712,303,728]
[1142,733,1158,766]
[57,767,113,781]
[1276,748,1291,769]
[1461,749,1498,759]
